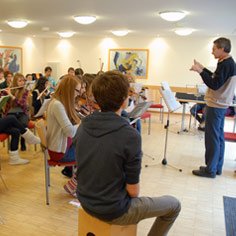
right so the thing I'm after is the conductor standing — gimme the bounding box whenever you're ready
[190,37,236,178]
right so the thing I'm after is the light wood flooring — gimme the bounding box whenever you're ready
[0,113,236,236]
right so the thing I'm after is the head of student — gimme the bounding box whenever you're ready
[44,66,52,78]
[212,37,231,59]
[53,75,81,123]
[68,67,75,76]
[92,70,129,112]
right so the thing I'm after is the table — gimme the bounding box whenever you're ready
[175,92,205,133]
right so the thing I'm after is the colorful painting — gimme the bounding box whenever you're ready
[109,49,149,79]
[0,46,22,73]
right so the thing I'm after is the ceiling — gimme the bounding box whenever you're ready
[1,0,236,38]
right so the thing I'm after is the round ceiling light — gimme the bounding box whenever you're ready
[174,28,194,36]
[159,11,186,22]
[58,31,75,38]
[7,19,28,28]
[73,16,96,25]
[111,30,129,36]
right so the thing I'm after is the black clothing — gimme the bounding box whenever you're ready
[76,111,142,221]
[200,57,236,90]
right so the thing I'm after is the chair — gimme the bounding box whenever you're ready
[225,114,236,133]
[0,133,9,189]
[148,103,164,123]
[189,109,203,129]
[141,112,151,135]
[224,132,236,142]
[78,207,137,236]
[28,120,37,151]
[35,119,76,205]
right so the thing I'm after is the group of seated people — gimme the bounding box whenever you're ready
[0,67,181,234]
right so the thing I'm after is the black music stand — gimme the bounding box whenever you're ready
[146,85,182,171]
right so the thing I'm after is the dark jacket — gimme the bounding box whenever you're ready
[76,111,142,221]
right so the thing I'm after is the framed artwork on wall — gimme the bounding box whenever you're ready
[108,49,149,79]
[0,46,22,73]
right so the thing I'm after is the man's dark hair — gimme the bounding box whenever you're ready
[214,37,231,53]
[75,68,84,76]
[68,67,74,73]
[0,68,4,74]
[44,66,52,73]
[92,71,129,112]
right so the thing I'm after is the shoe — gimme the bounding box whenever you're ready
[21,128,41,144]
[9,150,30,165]
[61,167,73,178]
[20,145,26,151]
[63,175,77,197]
[198,126,205,131]
[199,166,222,175]
[192,169,216,178]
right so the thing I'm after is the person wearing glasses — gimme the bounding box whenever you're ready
[190,37,236,178]
[46,75,81,196]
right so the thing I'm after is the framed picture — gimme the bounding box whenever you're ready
[108,49,149,79]
[0,46,22,73]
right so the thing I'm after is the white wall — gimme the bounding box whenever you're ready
[44,36,236,85]
[1,33,235,86]
[0,33,45,75]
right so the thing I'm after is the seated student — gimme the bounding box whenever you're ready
[0,116,40,165]
[75,71,181,235]
[190,103,206,131]
[0,71,13,89]
[32,77,49,116]
[61,73,96,178]
[4,73,31,151]
[46,75,81,195]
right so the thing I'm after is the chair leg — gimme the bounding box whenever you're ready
[44,150,50,205]
[161,108,164,123]
[233,117,236,133]
[148,116,151,135]
[33,127,37,151]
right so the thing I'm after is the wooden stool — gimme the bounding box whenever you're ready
[78,207,137,236]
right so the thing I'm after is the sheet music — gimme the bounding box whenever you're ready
[160,88,181,112]
[0,95,10,110]
[161,81,171,91]
[130,82,143,94]
[128,101,153,119]
[34,98,51,118]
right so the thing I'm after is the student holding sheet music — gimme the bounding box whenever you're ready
[46,75,81,197]
[75,71,181,235]
[190,37,236,178]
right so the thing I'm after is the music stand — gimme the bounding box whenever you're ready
[146,83,182,171]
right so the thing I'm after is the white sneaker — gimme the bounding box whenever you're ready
[21,129,41,144]
[9,150,30,165]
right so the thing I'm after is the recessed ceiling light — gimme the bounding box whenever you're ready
[174,28,194,36]
[42,27,50,31]
[159,11,186,22]
[58,31,75,38]
[73,16,96,25]
[7,19,28,28]
[111,30,129,36]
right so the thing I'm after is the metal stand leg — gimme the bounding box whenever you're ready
[145,112,182,172]
[162,112,182,172]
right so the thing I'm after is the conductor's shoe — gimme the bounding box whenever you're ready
[199,166,222,175]
[192,169,216,178]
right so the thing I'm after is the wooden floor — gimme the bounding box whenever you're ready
[0,113,236,236]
